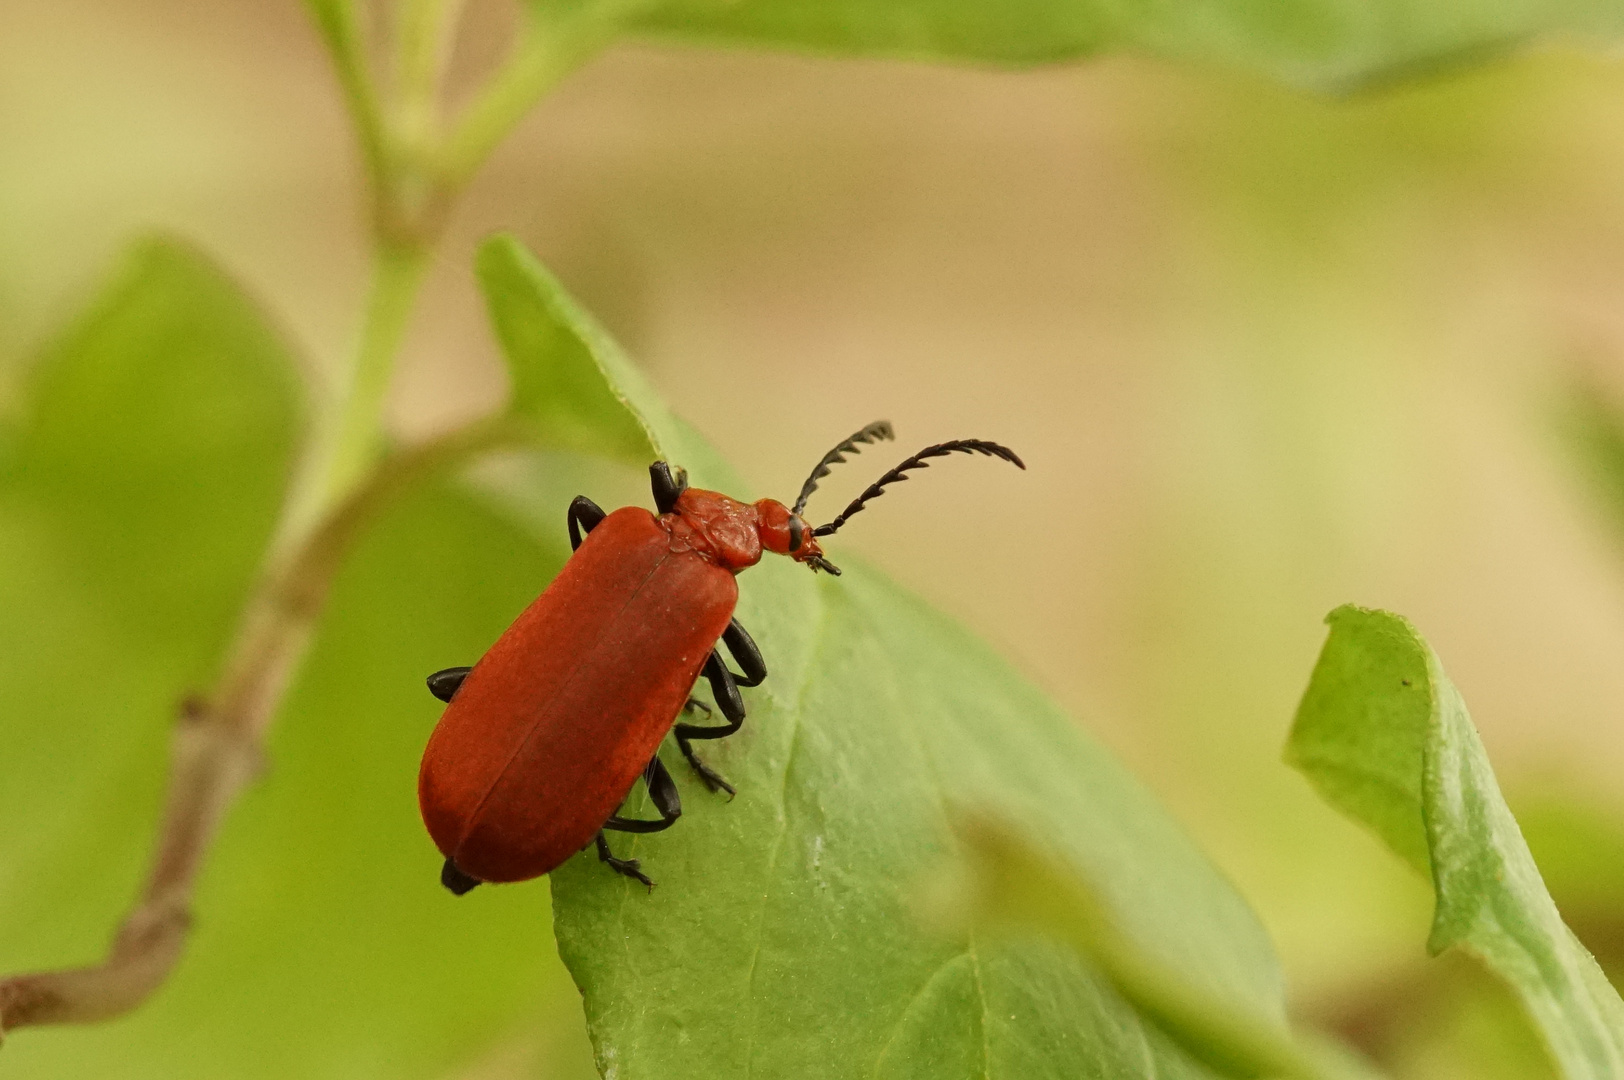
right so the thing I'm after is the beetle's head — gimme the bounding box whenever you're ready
[751,498,837,574]
[655,423,1022,577]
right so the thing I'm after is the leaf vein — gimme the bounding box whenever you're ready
[741,585,832,1080]
[967,934,992,1080]
[873,585,992,1079]
[867,951,974,1079]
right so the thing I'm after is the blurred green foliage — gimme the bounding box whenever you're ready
[632,0,1624,90]
[1290,606,1624,1078]
[0,239,593,1079]
[8,0,1624,1078]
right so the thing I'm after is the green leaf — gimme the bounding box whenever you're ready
[478,238,654,465]
[629,0,1624,92]
[477,234,1288,1079]
[1287,605,1624,1079]
[0,237,304,1003]
[0,239,594,1078]
[942,814,1378,1080]
[8,237,304,670]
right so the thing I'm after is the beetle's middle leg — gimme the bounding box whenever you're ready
[675,617,766,793]
[720,618,767,687]
[676,650,748,795]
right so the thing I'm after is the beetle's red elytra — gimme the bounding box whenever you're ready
[417,423,1023,893]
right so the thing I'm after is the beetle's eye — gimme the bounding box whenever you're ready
[787,516,803,553]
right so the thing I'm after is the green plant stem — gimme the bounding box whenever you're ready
[324,242,433,506]
[438,14,622,188]
[397,0,465,139]
[304,0,395,233]
[0,416,530,1036]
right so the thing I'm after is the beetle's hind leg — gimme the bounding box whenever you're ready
[426,667,471,703]
[604,756,681,833]
[441,857,481,896]
[595,833,654,890]
[596,756,680,889]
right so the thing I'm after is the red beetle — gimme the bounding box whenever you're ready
[418,423,1023,893]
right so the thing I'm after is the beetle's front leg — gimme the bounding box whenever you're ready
[649,462,688,514]
[676,650,746,795]
[429,494,608,705]
[567,496,606,551]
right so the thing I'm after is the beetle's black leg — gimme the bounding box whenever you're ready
[676,650,745,795]
[683,697,711,716]
[568,496,607,551]
[604,755,682,833]
[649,462,688,515]
[720,618,767,687]
[595,832,654,890]
[441,857,481,895]
[426,667,471,703]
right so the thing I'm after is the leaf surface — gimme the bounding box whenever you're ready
[944,814,1380,1080]
[482,240,652,464]
[1287,605,1624,1080]
[478,234,1290,1079]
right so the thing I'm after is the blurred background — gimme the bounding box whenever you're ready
[6,1,1624,1076]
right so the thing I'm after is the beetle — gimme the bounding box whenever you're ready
[417,422,1023,894]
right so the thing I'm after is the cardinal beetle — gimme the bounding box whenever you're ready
[417,422,1024,893]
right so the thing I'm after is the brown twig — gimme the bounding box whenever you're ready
[0,418,529,1038]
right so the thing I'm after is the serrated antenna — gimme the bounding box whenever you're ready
[812,440,1025,537]
[790,420,895,516]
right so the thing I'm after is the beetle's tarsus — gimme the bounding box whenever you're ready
[683,697,712,717]
[682,749,737,797]
[596,832,655,889]
[608,856,654,890]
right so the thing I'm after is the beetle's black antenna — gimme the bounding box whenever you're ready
[791,421,895,516]
[812,440,1025,537]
